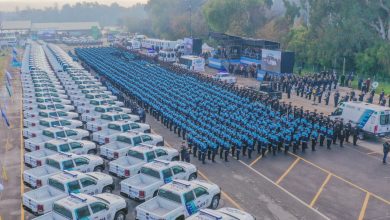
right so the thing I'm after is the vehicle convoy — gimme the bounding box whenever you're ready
[31,193,128,220]
[86,112,140,132]
[186,208,256,220]
[77,99,124,114]
[81,105,132,122]
[120,159,197,201]
[92,121,151,145]
[23,171,114,216]
[330,101,390,138]
[108,144,178,178]
[135,180,221,220]
[23,118,83,138]
[23,92,68,99]
[24,139,97,168]
[24,109,79,120]
[24,117,82,129]
[211,72,237,84]
[24,127,89,152]
[23,97,72,105]
[100,133,165,160]
[23,102,75,112]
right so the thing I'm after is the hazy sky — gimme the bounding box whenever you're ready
[0,0,148,11]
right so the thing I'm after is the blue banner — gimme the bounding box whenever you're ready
[1,108,10,127]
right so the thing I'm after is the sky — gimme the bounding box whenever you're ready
[0,0,148,11]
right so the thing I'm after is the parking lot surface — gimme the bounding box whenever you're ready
[0,45,389,220]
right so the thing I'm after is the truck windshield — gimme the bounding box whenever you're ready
[48,179,65,191]
[101,114,113,121]
[158,189,181,204]
[43,130,55,138]
[95,107,105,113]
[39,121,51,127]
[380,114,390,125]
[53,204,73,219]
[108,124,121,131]
[127,150,144,160]
[140,167,160,179]
[46,159,61,169]
[117,136,132,144]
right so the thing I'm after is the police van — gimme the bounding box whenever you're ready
[330,101,390,138]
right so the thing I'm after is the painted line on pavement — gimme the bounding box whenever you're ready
[358,192,370,220]
[287,152,390,206]
[310,173,332,207]
[276,158,300,185]
[249,150,268,167]
[152,129,244,211]
[238,160,330,220]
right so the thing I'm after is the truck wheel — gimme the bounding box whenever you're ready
[209,195,220,209]
[102,186,113,193]
[153,191,158,197]
[188,173,197,181]
[114,211,126,220]
[94,166,104,172]
[175,216,185,220]
[87,149,97,154]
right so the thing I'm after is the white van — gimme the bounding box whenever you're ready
[330,102,390,137]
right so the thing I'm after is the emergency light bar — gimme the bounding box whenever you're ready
[59,152,73,157]
[70,193,87,202]
[172,180,191,187]
[198,210,223,219]
[63,170,78,178]
[139,143,155,148]
[153,159,170,165]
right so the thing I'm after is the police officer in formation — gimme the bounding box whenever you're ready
[78,47,359,165]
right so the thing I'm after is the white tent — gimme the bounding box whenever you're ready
[202,43,214,53]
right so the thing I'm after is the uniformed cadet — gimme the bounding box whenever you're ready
[345,121,352,142]
[284,131,292,154]
[326,127,333,149]
[301,130,308,153]
[311,130,318,151]
[293,132,300,154]
[352,125,359,146]
[319,125,327,147]
[339,128,345,147]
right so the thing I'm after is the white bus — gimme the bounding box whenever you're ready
[176,55,205,72]
[141,38,179,51]
[331,101,390,138]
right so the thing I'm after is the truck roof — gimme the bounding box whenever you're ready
[342,101,390,112]
[56,193,97,210]
[143,159,173,171]
[47,152,81,162]
[160,180,197,194]
[49,170,85,183]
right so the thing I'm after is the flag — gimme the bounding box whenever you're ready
[6,71,12,80]
[1,108,10,127]
[5,81,12,97]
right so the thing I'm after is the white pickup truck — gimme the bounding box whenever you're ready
[23,92,68,99]
[73,93,118,107]
[24,117,82,129]
[120,160,197,201]
[81,105,132,122]
[23,171,114,216]
[92,121,151,145]
[31,193,128,220]
[68,89,113,101]
[24,127,89,151]
[86,112,140,132]
[23,118,83,138]
[24,150,59,168]
[77,99,124,114]
[24,110,79,120]
[43,139,97,155]
[187,208,256,220]
[22,83,63,91]
[108,145,178,178]
[23,103,75,112]
[23,97,72,105]
[100,133,165,160]
[23,165,62,189]
[135,180,222,220]
[29,87,67,95]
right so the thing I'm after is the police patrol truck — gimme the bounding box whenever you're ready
[331,101,390,138]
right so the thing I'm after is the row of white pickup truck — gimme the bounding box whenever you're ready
[19,41,255,220]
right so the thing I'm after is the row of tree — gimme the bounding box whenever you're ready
[2,0,390,77]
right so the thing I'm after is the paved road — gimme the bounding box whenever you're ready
[0,56,23,220]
